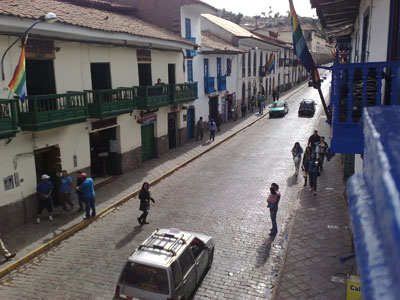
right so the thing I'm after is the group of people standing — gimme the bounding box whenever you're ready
[291,130,329,195]
[36,170,96,224]
[240,91,268,117]
[196,116,219,142]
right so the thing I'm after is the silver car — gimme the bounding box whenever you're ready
[114,228,215,300]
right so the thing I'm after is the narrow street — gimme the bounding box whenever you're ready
[0,79,331,299]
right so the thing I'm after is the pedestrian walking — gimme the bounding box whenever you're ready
[276,89,280,100]
[36,174,54,224]
[209,118,216,141]
[250,96,255,113]
[216,114,222,132]
[308,152,321,195]
[75,170,85,212]
[196,117,203,141]
[0,233,15,261]
[78,173,96,219]
[137,182,155,225]
[307,130,320,150]
[267,183,281,236]
[60,170,73,212]
[272,89,277,101]
[302,146,313,187]
[291,142,303,176]
[257,92,264,115]
[315,136,329,171]
[241,101,247,117]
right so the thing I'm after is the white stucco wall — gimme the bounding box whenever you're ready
[352,0,390,62]
[0,123,90,206]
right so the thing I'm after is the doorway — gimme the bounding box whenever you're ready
[91,63,112,90]
[168,64,176,85]
[168,112,178,149]
[34,146,62,205]
[187,107,195,139]
[209,96,218,121]
[89,127,120,178]
[141,123,155,162]
[138,63,152,86]
[26,59,56,95]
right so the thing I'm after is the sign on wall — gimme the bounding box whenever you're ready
[3,175,14,191]
[137,49,151,62]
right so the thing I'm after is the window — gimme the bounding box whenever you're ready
[242,53,246,78]
[361,8,370,62]
[189,238,205,259]
[204,58,209,78]
[217,57,222,76]
[178,248,195,277]
[185,18,191,39]
[119,262,169,295]
[253,51,256,76]
[171,261,182,288]
[226,58,231,76]
[187,60,193,82]
[247,51,251,77]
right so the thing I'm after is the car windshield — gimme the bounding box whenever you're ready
[271,102,284,108]
[301,102,314,109]
[119,262,169,295]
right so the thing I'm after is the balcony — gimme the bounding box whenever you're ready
[186,37,197,58]
[330,61,400,154]
[217,75,226,91]
[259,66,266,77]
[204,77,215,94]
[18,92,88,131]
[171,82,197,104]
[347,106,400,300]
[87,88,135,119]
[0,99,18,139]
[134,85,170,110]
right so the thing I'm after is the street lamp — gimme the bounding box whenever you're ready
[1,12,58,80]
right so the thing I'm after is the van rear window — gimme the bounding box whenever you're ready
[119,262,169,295]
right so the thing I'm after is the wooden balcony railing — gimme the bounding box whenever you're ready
[0,99,18,139]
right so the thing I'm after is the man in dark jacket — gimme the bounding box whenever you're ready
[196,117,203,141]
[308,130,320,150]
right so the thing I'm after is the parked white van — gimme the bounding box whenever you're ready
[114,228,215,300]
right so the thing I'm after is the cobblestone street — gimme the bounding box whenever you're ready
[0,82,331,299]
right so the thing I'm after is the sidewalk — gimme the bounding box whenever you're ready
[0,82,309,276]
[272,117,357,300]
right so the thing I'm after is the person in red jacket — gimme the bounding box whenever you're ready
[267,183,281,236]
[0,232,16,260]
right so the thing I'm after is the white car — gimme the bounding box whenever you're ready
[114,228,215,300]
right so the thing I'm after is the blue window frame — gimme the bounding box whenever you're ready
[226,58,231,76]
[204,58,209,78]
[217,57,222,76]
[185,18,191,39]
[187,60,193,82]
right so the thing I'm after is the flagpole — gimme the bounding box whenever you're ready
[317,86,332,121]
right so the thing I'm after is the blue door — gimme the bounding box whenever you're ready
[187,107,194,139]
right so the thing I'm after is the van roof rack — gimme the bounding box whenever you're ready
[137,229,187,256]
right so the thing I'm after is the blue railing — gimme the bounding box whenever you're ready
[347,106,400,300]
[204,77,215,94]
[217,75,226,91]
[330,61,400,154]
[186,37,197,58]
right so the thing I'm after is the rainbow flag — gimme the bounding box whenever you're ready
[8,41,27,102]
[266,53,275,73]
[226,57,233,76]
[289,0,320,88]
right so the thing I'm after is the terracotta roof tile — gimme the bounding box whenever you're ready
[201,31,245,53]
[0,0,195,46]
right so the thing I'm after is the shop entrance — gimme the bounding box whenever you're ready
[209,96,218,122]
[89,127,120,178]
[187,107,195,139]
[226,94,233,121]
[141,123,155,162]
[34,146,62,205]
[168,112,178,149]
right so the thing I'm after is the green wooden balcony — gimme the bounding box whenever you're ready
[134,85,170,110]
[0,99,18,139]
[171,83,197,104]
[18,92,88,131]
[87,88,135,119]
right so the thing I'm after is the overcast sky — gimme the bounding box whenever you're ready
[201,0,317,18]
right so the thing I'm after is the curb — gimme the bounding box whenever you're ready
[0,82,308,279]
